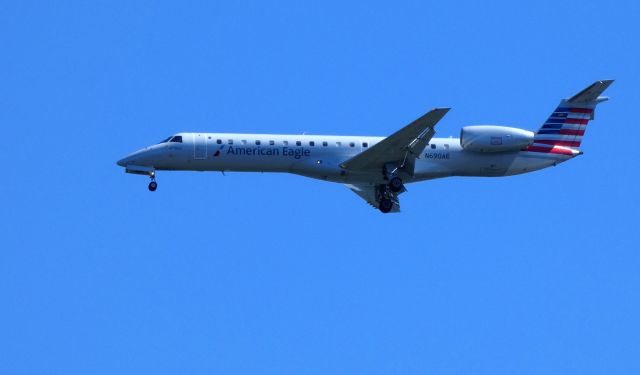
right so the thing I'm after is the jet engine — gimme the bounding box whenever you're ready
[460,126,534,153]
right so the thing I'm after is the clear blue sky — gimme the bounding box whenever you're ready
[1,1,639,373]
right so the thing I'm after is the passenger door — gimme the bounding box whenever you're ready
[193,134,207,160]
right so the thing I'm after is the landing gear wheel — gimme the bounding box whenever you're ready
[388,177,404,193]
[379,198,393,213]
[148,181,158,192]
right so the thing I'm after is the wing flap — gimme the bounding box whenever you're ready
[345,183,401,213]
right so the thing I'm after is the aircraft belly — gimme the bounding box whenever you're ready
[154,147,566,180]
[505,153,571,175]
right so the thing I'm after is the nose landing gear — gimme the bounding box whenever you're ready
[148,172,157,192]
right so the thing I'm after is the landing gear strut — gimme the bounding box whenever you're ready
[148,172,157,192]
[378,164,404,213]
[383,163,404,193]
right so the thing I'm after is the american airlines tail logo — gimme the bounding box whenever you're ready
[213,145,225,157]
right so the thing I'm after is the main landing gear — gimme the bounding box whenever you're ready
[148,172,157,192]
[377,172,404,213]
[379,197,394,213]
[377,183,398,214]
[388,176,404,193]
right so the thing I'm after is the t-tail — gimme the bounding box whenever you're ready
[525,80,614,155]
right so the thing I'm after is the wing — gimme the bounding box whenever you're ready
[345,183,402,213]
[340,108,450,172]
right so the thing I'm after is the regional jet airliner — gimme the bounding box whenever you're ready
[117,80,613,213]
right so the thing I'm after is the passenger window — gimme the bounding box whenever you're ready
[217,139,222,144]
[269,140,275,145]
[296,141,301,146]
[362,142,368,147]
[322,141,328,147]
[283,141,289,146]
[444,144,449,149]
[255,140,261,145]
[349,142,355,147]
[228,139,233,144]
[309,141,315,146]
[431,144,436,149]
[241,140,247,145]
[170,136,183,143]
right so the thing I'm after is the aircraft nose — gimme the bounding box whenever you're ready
[117,153,137,167]
[117,147,157,167]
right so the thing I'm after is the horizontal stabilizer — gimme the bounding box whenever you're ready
[568,80,614,103]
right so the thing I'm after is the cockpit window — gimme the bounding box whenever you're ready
[159,135,183,144]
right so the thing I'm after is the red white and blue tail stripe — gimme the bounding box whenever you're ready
[523,80,613,156]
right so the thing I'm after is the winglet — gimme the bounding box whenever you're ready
[568,80,614,103]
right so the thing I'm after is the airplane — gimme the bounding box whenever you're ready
[117,80,613,213]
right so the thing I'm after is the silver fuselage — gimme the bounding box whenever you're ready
[117,132,574,184]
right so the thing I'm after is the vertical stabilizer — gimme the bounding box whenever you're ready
[529,80,613,152]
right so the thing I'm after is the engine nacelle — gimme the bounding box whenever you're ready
[460,125,534,153]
